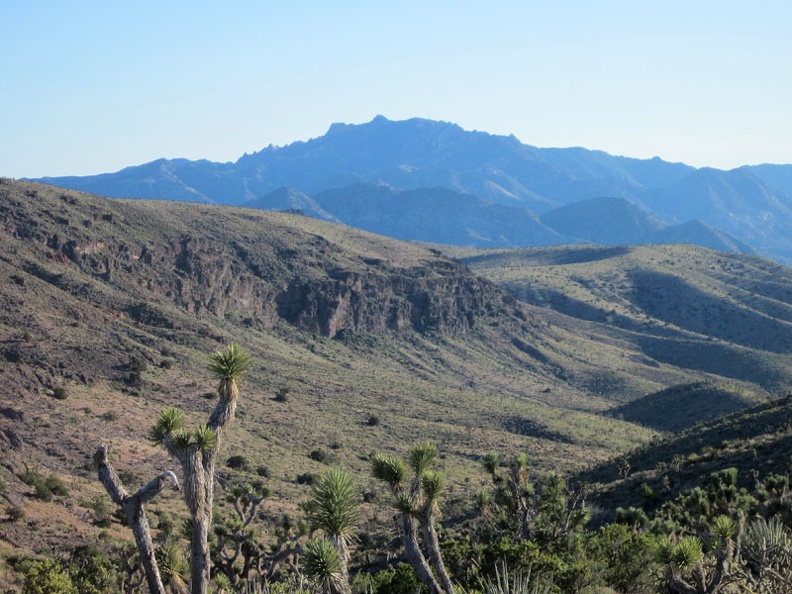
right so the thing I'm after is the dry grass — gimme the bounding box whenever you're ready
[0,180,788,572]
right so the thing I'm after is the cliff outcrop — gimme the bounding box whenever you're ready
[1,181,521,340]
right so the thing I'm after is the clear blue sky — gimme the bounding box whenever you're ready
[3,1,790,178]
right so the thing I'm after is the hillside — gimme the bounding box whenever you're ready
[3,179,792,576]
[575,394,792,525]
[453,243,792,403]
[33,116,792,263]
[0,180,662,561]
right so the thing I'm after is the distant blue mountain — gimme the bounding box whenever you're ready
[309,184,570,247]
[33,116,792,263]
[539,197,756,255]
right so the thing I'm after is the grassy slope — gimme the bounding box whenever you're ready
[452,244,792,420]
[448,242,792,525]
[575,395,792,524]
[1,180,791,575]
[0,180,658,565]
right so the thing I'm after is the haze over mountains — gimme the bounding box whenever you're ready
[34,116,792,264]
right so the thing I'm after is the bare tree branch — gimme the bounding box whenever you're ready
[94,443,178,594]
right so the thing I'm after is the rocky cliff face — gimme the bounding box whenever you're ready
[275,261,519,338]
[2,181,520,341]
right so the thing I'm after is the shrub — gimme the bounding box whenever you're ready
[309,449,328,463]
[23,558,77,594]
[7,504,25,522]
[45,474,69,497]
[51,386,68,400]
[70,543,118,594]
[117,469,138,486]
[274,386,290,402]
[92,498,113,527]
[296,473,316,485]
[225,455,251,472]
[125,370,143,387]
[367,414,381,426]
[352,563,423,594]
[19,466,67,501]
[256,466,270,478]
[3,347,21,363]
[128,357,148,372]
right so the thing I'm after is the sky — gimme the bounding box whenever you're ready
[3,1,791,178]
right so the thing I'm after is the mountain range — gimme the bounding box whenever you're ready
[33,116,792,264]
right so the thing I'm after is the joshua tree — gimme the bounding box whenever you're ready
[485,452,537,540]
[94,444,180,594]
[302,468,360,594]
[657,516,739,594]
[212,481,270,587]
[149,343,250,594]
[371,443,453,594]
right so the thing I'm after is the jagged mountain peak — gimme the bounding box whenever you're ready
[30,116,792,263]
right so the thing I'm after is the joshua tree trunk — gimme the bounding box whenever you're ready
[335,536,355,594]
[163,397,235,594]
[187,384,234,593]
[371,447,452,594]
[94,444,179,594]
[191,512,212,594]
[419,504,454,594]
[402,513,443,594]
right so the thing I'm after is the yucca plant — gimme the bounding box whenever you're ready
[409,442,437,482]
[208,343,250,400]
[421,471,443,504]
[655,535,674,565]
[660,530,736,594]
[481,560,553,594]
[303,537,345,594]
[741,515,792,587]
[370,453,406,492]
[305,469,360,540]
[671,536,703,570]
[192,426,217,451]
[483,452,500,475]
[394,491,417,515]
[171,431,193,451]
[304,469,360,594]
[416,467,453,594]
[156,541,189,594]
[710,515,735,548]
[485,452,535,541]
[150,407,185,447]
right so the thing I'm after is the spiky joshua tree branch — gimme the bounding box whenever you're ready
[154,343,249,594]
[371,443,453,594]
[96,343,250,594]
